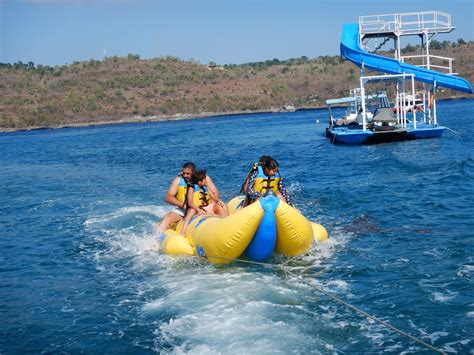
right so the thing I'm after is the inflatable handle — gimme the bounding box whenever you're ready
[259,194,279,212]
[245,195,280,261]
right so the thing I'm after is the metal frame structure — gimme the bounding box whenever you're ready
[326,90,389,129]
[325,11,471,144]
[356,11,456,128]
[359,11,454,65]
[359,74,417,131]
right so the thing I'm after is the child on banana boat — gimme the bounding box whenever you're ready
[240,155,272,198]
[180,169,228,236]
[242,156,292,207]
[154,162,222,240]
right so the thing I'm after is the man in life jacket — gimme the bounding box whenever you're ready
[245,157,292,206]
[180,169,228,236]
[153,162,195,240]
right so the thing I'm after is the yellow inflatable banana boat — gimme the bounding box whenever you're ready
[158,194,327,264]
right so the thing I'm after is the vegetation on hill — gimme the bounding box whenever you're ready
[1,41,473,130]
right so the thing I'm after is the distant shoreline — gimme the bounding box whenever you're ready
[1,97,472,134]
[0,106,324,133]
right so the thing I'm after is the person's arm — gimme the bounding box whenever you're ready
[164,176,185,208]
[205,175,221,202]
[246,171,262,200]
[241,177,250,194]
[278,178,292,205]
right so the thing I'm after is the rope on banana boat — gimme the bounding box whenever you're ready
[193,253,445,354]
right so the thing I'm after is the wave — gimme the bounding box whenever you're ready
[84,205,170,226]
[431,290,459,303]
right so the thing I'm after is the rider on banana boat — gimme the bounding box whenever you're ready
[245,157,292,206]
[240,155,272,199]
[180,169,228,236]
[154,162,220,240]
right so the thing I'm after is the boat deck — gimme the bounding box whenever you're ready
[326,124,445,145]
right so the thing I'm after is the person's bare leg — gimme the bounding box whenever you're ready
[222,202,229,216]
[154,211,181,239]
[180,209,197,236]
[213,203,227,217]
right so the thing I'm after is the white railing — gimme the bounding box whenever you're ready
[359,74,416,130]
[359,11,453,35]
[400,54,455,74]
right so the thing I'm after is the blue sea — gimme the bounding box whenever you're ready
[1,99,473,354]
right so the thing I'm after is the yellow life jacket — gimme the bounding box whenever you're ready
[175,174,188,204]
[254,165,281,196]
[192,184,211,208]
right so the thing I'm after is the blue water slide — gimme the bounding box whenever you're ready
[340,23,473,94]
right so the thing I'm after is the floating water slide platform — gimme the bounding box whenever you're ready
[340,23,473,94]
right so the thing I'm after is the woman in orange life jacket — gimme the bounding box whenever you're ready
[245,157,292,206]
[180,169,228,236]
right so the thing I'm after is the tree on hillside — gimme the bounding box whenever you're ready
[401,43,416,53]
[430,40,443,49]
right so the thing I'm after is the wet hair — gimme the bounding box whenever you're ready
[182,162,196,170]
[191,169,207,184]
[262,158,279,171]
[259,155,272,165]
[259,156,279,168]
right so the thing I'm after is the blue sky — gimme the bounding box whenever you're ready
[1,0,473,66]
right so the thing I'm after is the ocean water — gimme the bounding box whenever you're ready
[1,99,473,354]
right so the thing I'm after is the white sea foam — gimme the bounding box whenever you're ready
[293,224,351,269]
[441,338,471,353]
[84,204,173,257]
[384,343,404,352]
[155,300,310,353]
[86,204,362,353]
[457,264,474,279]
[418,278,450,288]
[287,181,303,195]
[431,290,458,303]
[423,248,443,259]
[325,279,349,291]
[396,257,410,263]
[84,205,170,226]
[142,266,337,353]
[33,198,56,210]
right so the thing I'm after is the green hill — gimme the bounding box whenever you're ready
[1,43,473,130]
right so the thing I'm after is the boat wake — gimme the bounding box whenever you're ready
[83,205,453,353]
[82,204,361,352]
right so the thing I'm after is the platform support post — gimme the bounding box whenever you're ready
[433,81,437,125]
[412,76,417,128]
[360,76,367,131]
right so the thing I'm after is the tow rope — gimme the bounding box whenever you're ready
[191,253,445,354]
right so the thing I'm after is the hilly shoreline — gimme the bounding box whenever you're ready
[1,43,473,132]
